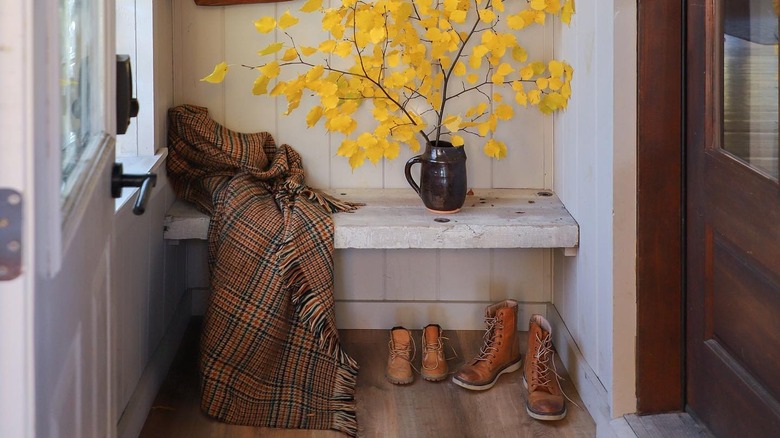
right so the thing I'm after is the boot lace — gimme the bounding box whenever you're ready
[474,316,502,364]
[389,334,417,372]
[422,333,458,371]
[532,332,581,409]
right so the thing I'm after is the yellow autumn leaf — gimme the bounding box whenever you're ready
[278,11,299,29]
[318,40,337,53]
[549,77,563,91]
[451,135,465,147]
[306,106,323,127]
[258,42,284,56]
[408,136,421,152]
[450,10,467,23]
[322,94,339,109]
[528,89,542,105]
[536,77,549,90]
[300,46,317,56]
[443,115,461,132]
[531,61,547,75]
[201,62,229,83]
[337,139,359,157]
[384,142,401,160]
[520,66,534,80]
[507,13,527,30]
[387,52,401,68]
[466,73,479,84]
[478,9,497,23]
[333,41,352,57]
[512,46,528,63]
[493,0,505,11]
[281,48,298,62]
[515,89,528,106]
[299,0,322,13]
[252,75,270,95]
[443,0,458,12]
[562,0,575,25]
[370,27,386,44]
[495,104,514,120]
[260,61,280,78]
[452,61,467,77]
[254,17,276,33]
[535,11,546,25]
[328,114,356,134]
[546,0,562,14]
[530,0,547,11]
[477,121,491,136]
[483,139,507,159]
[348,148,366,168]
[561,82,572,99]
[548,61,563,78]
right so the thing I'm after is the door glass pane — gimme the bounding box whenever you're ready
[722,0,779,180]
[60,0,105,201]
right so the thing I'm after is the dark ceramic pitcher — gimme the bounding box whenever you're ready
[404,141,467,213]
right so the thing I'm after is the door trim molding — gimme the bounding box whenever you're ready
[636,0,685,413]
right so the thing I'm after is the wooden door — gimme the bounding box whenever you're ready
[687,0,780,436]
[0,0,118,436]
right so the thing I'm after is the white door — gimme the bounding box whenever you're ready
[0,0,117,436]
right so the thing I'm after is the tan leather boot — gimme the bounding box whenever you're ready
[421,324,448,382]
[452,300,522,390]
[386,326,414,385]
[523,314,566,420]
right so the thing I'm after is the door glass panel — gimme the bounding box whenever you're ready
[60,0,105,201]
[722,0,779,180]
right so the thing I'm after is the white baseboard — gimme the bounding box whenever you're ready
[116,291,192,438]
[192,289,548,330]
[335,300,548,330]
[547,304,632,438]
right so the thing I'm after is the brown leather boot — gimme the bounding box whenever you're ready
[523,314,566,420]
[421,324,448,382]
[452,300,522,390]
[386,326,414,385]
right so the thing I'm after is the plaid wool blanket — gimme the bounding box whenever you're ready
[167,105,359,436]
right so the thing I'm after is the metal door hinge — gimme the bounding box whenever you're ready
[0,189,22,281]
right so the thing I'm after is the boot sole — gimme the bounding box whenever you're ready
[386,375,414,385]
[522,375,568,421]
[421,373,448,382]
[451,359,522,391]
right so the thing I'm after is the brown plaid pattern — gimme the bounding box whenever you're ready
[167,105,359,436]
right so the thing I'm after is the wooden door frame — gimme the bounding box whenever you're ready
[636,0,685,413]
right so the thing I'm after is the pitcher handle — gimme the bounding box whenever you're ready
[405,155,422,195]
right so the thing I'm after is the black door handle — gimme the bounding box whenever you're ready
[111,163,157,215]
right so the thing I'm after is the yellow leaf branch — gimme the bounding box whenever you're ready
[200,0,576,168]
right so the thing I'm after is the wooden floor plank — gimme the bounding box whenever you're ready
[139,321,595,437]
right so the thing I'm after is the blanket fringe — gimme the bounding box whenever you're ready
[302,188,364,213]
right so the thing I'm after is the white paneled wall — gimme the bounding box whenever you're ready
[171,0,563,330]
[552,0,637,425]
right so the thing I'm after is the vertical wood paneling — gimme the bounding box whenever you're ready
[333,250,385,301]
[438,250,492,301]
[171,3,566,331]
[172,0,225,121]
[493,14,549,189]
[385,250,438,300]
[272,4,333,188]
[490,249,548,303]
[223,4,278,133]
[153,0,175,152]
[114,197,152,411]
[551,0,639,418]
